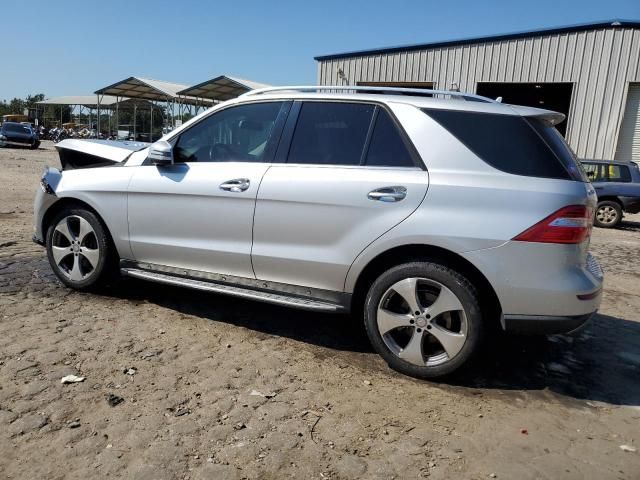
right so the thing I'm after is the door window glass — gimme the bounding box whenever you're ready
[605,164,632,182]
[365,109,416,167]
[583,163,604,181]
[174,102,283,163]
[287,102,374,165]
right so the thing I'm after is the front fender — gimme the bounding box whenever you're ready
[33,166,134,260]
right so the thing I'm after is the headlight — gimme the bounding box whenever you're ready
[0,135,6,140]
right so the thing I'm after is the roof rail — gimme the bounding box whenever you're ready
[241,85,496,103]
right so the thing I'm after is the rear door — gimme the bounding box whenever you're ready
[252,101,429,292]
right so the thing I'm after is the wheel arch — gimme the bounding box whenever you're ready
[350,244,503,328]
[41,197,120,256]
[597,196,623,208]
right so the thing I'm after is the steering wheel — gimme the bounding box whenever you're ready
[208,143,235,161]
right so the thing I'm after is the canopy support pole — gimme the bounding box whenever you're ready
[115,96,119,139]
[97,94,102,136]
[150,101,154,141]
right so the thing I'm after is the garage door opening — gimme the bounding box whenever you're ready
[476,82,573,136]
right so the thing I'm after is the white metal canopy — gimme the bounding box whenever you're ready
[177,75,271,101]
[94,77,193,102]
[37,95,121,108]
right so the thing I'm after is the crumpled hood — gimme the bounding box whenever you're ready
[55,139,149,170]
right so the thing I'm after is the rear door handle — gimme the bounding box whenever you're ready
[220,178,250,192]
[368,186,407,202]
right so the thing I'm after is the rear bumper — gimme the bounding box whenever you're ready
[503,312,594,334]
[462,242,604,318]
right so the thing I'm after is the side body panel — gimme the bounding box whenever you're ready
[344,102,598,318]
[252,165,429,291]
[37,166,135,259]
[127,162,269,278]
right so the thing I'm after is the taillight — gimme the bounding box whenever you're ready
[513,205,593,244]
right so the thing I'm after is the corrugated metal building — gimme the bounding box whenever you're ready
[315,20,640,161]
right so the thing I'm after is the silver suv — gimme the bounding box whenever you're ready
[33,86,603,378]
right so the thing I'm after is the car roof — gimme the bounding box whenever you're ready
[233,90,565,124]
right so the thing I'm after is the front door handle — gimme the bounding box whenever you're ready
[368,186,407,202]
[220,178,250,192]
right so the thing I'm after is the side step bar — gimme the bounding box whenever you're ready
[121,268,346,313]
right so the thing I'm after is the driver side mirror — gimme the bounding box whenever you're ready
[148,140,174,165]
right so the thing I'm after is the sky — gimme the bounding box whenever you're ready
[1,0,638,101]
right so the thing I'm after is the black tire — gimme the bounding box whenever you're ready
[45,206,118,290]
[364,262,483,379]
[594,200,622,228]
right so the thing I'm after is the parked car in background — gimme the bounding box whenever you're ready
[0,122,40,149]
[32,86,603,379]
[581,159,640,228]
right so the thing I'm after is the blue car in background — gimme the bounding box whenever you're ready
[581,159,640,228]
[0,122,40,150]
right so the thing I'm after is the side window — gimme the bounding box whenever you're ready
[606,164,632,182]
[365,109,416,167]
[287,102,374,165]
[583,163,603,181]
[174,102,283,163]
[423,109,572,180]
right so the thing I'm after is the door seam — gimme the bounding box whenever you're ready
[250,165,272,279]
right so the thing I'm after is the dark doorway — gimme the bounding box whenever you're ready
[476,82,573,136]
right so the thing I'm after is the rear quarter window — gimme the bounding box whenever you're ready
[606,164,632,182]
[422,109,581,181]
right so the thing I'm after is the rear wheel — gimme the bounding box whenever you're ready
[46,207,117,290]
[594,201,622,228]
[364,262,483,379]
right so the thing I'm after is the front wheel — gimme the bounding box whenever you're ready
[364,262,483,379]
[46,207,117,290]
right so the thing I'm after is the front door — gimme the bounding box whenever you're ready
[127,101,288,278]
[251,101,429,292]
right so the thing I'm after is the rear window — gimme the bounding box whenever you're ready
[422,109,585,181]
[530,120,588,182]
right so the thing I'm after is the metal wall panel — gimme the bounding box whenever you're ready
[317,27,640,159]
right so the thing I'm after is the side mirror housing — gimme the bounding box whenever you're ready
[148,140,174,165]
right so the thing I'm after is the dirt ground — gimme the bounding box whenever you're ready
[0,141,639,480]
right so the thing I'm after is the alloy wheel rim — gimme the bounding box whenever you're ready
[376,277,468,367]
[596,206,618,224]
[51,215,100,281]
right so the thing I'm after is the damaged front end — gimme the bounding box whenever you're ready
[33,166,62,245]
[33,139,149,245]
[55,139,149,170]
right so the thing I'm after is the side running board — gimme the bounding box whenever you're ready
[121,268,346,313]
